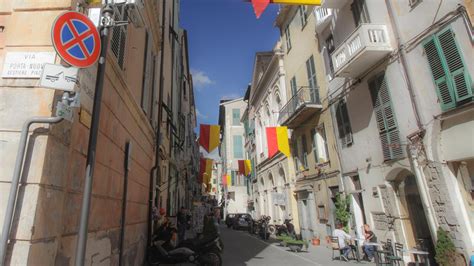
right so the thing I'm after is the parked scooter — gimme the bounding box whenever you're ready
[276,219,296,238]
[148,221,222,266]
[257,215,272,240]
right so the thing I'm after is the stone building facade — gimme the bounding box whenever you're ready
[317,0,473,263]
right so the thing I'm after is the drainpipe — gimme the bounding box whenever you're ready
[118,142,131,266]
[147,0,166,250]
[0,93,69,265]
[386,0,438,241]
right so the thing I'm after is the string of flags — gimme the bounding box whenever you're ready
[250,0,322,19]
[198,123,290,192]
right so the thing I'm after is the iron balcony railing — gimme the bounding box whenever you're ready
[278,87,321,125]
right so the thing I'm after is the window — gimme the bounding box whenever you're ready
[351,0,370,27]
[311,124,329,164]
[232,109,241,125]
[409,0,422,8]
[325,34,335,78]
[292,139,300,172]
[285,25,292,52]
[290,76,298,97]
[317,205,327,223]
[423,28,472,111]
[233,135,243,158]
[299,6,308,28]
[301,135,308,169]
[369,72,404,161]
[213,178,216,184]
[111,4,128,68]
[335,100,353,146]
[306,55,320,103]
[141,32,155,119]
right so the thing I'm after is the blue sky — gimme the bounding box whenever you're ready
[180,0,280,127]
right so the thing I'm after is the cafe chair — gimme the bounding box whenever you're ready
[375,240,394,266]
[387,242,404,266]
[331,237,344,261]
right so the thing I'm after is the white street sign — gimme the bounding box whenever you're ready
[56,101,73,122]
[1,52,56,78]
[40,64,79,92]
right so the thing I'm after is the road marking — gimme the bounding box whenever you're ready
[244,233,322,266]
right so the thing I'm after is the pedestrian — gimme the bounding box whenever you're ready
[333,223,352,261]
[362,224,378,261]
[177,206,187,243]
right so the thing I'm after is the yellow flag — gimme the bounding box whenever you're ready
[276,126,291,157]
[272,0,321,4]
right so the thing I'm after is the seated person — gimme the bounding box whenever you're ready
[362,224,378,261]
[333,223,352,261]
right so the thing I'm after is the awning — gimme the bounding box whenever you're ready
[293,185,313,193]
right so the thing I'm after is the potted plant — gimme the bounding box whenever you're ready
[435,227,467,266]
[284,239,308,252]
[276,234,293,247]
[312,233,320,246]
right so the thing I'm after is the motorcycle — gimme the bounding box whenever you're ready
[257,215,272,240]
[148,222,222,266]
[275,219,296,238]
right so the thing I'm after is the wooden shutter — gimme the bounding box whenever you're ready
[437,29,473,102]
[336,100,353,146]
[369,73,403,161]
[311,129,319,163]
[424,28,473,111]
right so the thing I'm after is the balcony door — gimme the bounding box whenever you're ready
[351,0,370,27]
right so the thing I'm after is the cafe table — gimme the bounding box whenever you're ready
[403,249,430,266]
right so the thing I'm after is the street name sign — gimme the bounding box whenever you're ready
[52,11,101,68]
[40,63,79,91]
[1,52,56,78]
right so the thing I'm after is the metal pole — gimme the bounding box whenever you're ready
[118,142,131,266]
[0,94,67,265]
[74,5,113,265]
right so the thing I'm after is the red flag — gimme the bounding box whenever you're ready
[266,127,291,159]
[199,124,220,153]
[238,160,245,175]
[251,0,270,19]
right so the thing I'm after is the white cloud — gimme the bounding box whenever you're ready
[191,69,215,90]
[196,109,208,119]
[220,93,241,100]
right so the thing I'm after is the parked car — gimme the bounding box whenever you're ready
[232,214,252,230]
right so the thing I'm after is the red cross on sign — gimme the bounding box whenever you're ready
[52,11,101,68]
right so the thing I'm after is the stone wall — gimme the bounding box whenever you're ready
[0,1,155,264]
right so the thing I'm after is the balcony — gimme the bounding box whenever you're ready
[321,0,350,9]
[278,87,322,128]
[314,8,333,33]
[332,24,393,78]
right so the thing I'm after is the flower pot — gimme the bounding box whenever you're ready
[312,238,320,246]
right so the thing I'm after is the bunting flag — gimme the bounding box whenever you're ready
[199,158,213,184]
[199,124,220,153]
[222,175,227,186]
[266,126,291,158]
[251,0,322,18]
[227,175,232,187]
[238,160,252,176]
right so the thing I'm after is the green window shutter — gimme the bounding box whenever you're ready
[233,135,243,158]
[437,29,473,102]
[424,28,473,111]
[369,73,403,161]
[424,38,455,110]
[301,135,308,168]
[335,100,352,146]
[291,77,298,96]
[311,128,319,164]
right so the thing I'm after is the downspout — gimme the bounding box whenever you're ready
[0,92,68,265]
[385,0,438,241]
[147,0,166,250]
[118,141,131,266]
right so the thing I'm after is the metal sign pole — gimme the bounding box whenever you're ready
[74,5,114,266]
